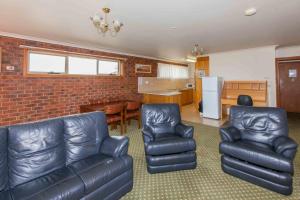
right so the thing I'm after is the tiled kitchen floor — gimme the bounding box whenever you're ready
[181,104,227,127]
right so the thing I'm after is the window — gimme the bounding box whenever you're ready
[158,63,189,79]
[98,60,120,75]
[29,52,66,73]
[27,50,121,76]
[68,56,97,75]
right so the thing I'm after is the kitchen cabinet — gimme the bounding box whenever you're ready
[180,89,193,105]
[143,92,182,109]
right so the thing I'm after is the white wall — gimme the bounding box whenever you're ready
[209,46,277,106]
[276,45,300,58]
[188,63,195,83]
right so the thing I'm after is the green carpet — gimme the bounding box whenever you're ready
[110,118,300,200]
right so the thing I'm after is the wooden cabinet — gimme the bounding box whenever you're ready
[142,89,193,109]
[194,56,209,108]
[221,80,268,118]
[143,93,182,108]
[181,89,193,105]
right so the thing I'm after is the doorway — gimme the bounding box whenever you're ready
[276,57,300,113]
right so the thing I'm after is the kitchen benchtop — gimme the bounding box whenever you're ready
[140,88,193,96]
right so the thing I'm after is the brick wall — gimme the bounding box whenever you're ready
[0,36,184,126]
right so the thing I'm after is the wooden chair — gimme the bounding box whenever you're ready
[124,101,141,133]
[104,103,124,135]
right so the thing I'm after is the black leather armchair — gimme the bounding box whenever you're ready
[0,112,133,200]
[219,106,298,195]
[141,104,197,174]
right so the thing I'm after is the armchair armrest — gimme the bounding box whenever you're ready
[273,136,298,159]
[142,126,155,143]
[220,126,241,142]
[175,123,194,138]
[100,136,129,158]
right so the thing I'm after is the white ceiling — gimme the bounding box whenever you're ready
[1,0,300,62]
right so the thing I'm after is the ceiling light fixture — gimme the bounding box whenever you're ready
[244,8,257,16]
[90,7,123,36]
[191,44,204,57]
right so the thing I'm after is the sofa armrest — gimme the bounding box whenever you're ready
[175,123,194,138]
[142,126,155,143]
[273,136,298,159]
[100,136,129,158]
[221,121,230,128]
[220,126,241,142]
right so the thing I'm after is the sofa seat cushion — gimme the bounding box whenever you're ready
[220,141,293,173]
[0,190,12,200]
[145,136,196,156]
[68,154,133,194]
[11,167,85,200]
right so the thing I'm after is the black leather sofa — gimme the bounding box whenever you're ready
[141,104,197,174]
[219,106,298,195]
[0,112,133,200]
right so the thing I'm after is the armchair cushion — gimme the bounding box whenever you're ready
[273,136,298,159]
[0,191,12,200]
[229,106,288,146]
[175,123,194,138]
[148,125,175,138]
[142,126,155,143]
[145,136,196,156]
[220,126,241,142]
[220,141,293,173]
[142,104,181,138]
[100,136,129,158]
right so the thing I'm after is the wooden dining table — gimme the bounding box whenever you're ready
[80,100,129,113]
[80,100,140,134]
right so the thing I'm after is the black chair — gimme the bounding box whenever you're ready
[141,104,197,174]
[237,95,253,106]
[219,106,298,195]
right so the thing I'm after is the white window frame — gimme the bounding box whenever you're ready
[157,63,189,79]
[26,50,121,77]
[98,58,121,76]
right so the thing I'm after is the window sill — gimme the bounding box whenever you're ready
[23,73,123,78]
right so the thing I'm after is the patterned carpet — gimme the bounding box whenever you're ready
[110,117,300,200]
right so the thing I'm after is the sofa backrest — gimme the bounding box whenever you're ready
[230,106,288,145]
[8,118,66,188]
[0,127,8,192]
[142,104,181,138]
[63,112,108,165]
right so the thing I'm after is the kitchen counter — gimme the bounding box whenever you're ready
[141,88,193,108]
[141,91,181,96]
[180,87,194,90]
[140,88,193,96]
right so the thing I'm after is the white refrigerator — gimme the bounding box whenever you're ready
[202,77,222,119]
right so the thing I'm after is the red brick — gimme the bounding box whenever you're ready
[0,36,186,126]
